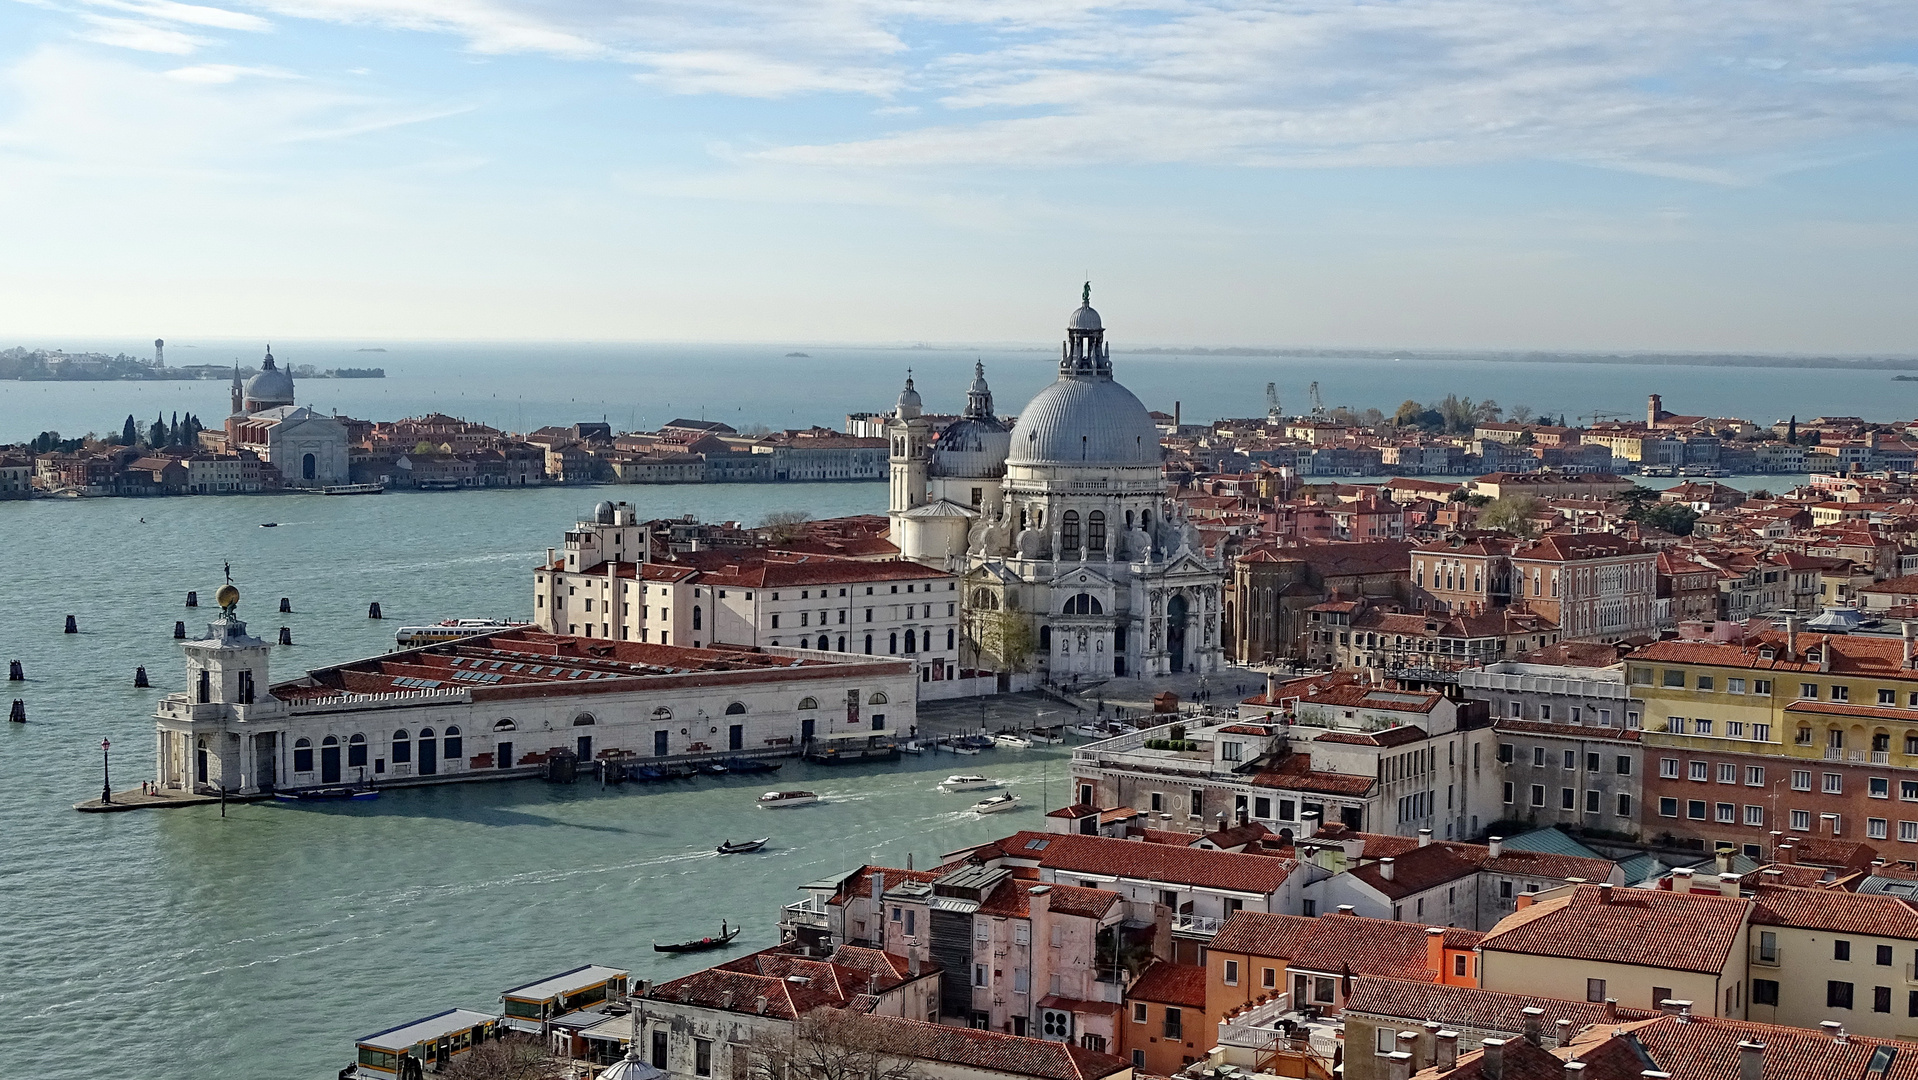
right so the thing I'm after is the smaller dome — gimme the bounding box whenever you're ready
[895,373,922,419]
[1068,304,1102,331]
[243,347,294,407]
[602,1045,667,1080]
[594,500,616,524]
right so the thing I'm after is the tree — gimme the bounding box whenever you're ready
[1786,416,1797,444]
[436,1035,562,1080]
[1635,503,1699,536]
[971,608,1037,673]
[759,509,812,542]
[169,411,181,446]
[1395,400,1443,431]
[750,1009,921,1080]
[1614,486,1660,513]
[148,415,167,447]
[120,415,138,446]
[1508,404,1535,425]
[1478,495,1542,537]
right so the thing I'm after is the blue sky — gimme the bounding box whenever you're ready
[1,0,1915,350]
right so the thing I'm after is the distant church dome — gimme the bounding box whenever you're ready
[1007,289,1161,469]
[932,361,1010,478]
[895,372,922,419]
[243,346,295,411]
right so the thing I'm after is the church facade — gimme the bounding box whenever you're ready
[224,347,350,487]
[887,290,1224,681]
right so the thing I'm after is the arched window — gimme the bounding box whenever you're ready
[864,634,874,655]
[905,629,918,654]
[725,702,747,715]
[889,631,898,654]
[693,606,702,630]
[391,730,411,764]
[837,635,846,652]
[818,635,830,651]
[971,588,998,611]
[1065,592,1104,615]
[444,726,462,759]
[651,706,672,720]
[493,718,517,731]
[1141,510,1152,535]
[322,735,338,746]
[869,692,889,705]
[347,733,367,767]
[1874,731,1892,753]
[573,712,596,726]
[798,697,819,710]
[1087,511,1106,553]
[293,738,313,772]
[1062,510,1081,552]
[947,628,955,649]
[1126,510,1135,530]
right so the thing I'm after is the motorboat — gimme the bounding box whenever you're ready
[1029,727,1066,745]
[757,790,818,809]
[993,733,1033,749]
[393,619,532,648]
[971,793,1020,815]
[719,757,781,774]
[948,734,994,754]
[258,522,278,528]
[717,837,769,855]
[654,923,742,953]
[899,740,924,755]
[322,483,385,495]
[939,775,999,792]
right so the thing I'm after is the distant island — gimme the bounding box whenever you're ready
[1,346,383,381]
[785,352,810,358]
[356,347,387,353]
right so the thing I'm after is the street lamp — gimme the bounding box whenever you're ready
[100,737,112,805]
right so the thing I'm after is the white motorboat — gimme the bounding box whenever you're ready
[971,793,1020,814]
[899,740,924,755]
[394,619,532,648]
[939,775,999,792]
[757,790,818,809]
[993,734,1033,749]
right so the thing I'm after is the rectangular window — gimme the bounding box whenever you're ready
[1792,770,1813,791]
[1870,818,1889,839]
[1688,800,1708,820]
[1716,803,1736,823]
[1498,743,1514,763]
[1586,789,1600,814]
[1792,809,1813,831]
[1873,778,1892,799]
[1727,722,1744,739]
[1262,967,1276,989]
[1659,797,1679,818]
[1879,986,1894,1013]
[1830,981,1855,1010]
[1753,980,1779,1006]
[1533,746,1547,767]
[1661,758,1680,779]
[1696,719,1714,735]
[1502,782,1515,805]
[1224,960,1239,986]
[1132,1003,1147,1024]
[1745,805,1764,826]
[1825,773,1845,794]
[1163,1008,1182,1040]
[1666,717,1687,735]
[1617,756,1632,775]
[1754,724,1772,742]
[1618,793,1633,817]
[1747,766,1765,787]
[1884,689,1900,706]
[1698,675,1715,691]
[1755,680,1772,695]
[1728,678,1746,694]
[1802,683,1820,700]
[1882,945,1896,967]
[1587,753,1600,772]
[1587,978,1607,1002]
[1718,763,1737,784]
[695,1040,712,1077]
[1904,781,1918,802]
[1561,787,1576,810]
[1561,749,1575,769]
[1530,785,1545,807]
[1664,670,1685,687]
[1904,821,1918,843]
[1834,686,1851,702]
[1690,761,1709,781]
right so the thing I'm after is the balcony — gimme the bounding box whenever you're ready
[1874,752,1893,765]
[1751,943,1782,967]
[780,899,831,932]
[1826,747,1846,761]
[1172,913,1224,937]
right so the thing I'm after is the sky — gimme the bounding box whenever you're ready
[0,1,1915,351]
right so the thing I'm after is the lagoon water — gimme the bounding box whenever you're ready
[7,341,1918,443]
[0,481,1101,1080]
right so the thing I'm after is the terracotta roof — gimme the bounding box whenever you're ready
[1347,845,1482,898]
[1548,1013,1918,1080]
[1208,911,1481,980]
[1491,718,1640,743]
[648,944,923,1021]
[1632,630,1918,678]
[1346,976,1655,1035]
[853,1014,1131,1080]
[1248,753,1378,796]
[1512,533,1647,563]
[1480,884,1751,975]
[1127,961,1207,1008]
[1047,884,1124,920]
[1752,883,1918,938]
[970,831,1297,895]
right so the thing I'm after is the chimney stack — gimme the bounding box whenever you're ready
[1337,905,1356,916]
[1599,883,1615,903]
[909,953,920,976]
[1419,828,1433,847]
[1738,1041,1765,1080]
[1488,836,1503,859]
[1377,1051,1412,1080]
[1822,1021,1847,1044]
[1786,615,1799,658]
[1396,1031,1419,1071]
[1777,842,1796,866]
[1381,857,1396,881]
[1564,1063,1586,1080]
[1426,926,1446,978]
[1720,872,1742,898]
[1436,1031,1460,1071]
[1420,1022,1442,1071]
[1672,867,1695,891]
[1557,1019,1573,1046]
[1903,622,1915,668]
[1603,998,1618,1022]
[1522,1007,1544,1046]
[1481,1038,1506,1080]
[1716,847,1734,875]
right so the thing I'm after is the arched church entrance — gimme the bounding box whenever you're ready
[301,453,317,481]
[1166,594,1189,673]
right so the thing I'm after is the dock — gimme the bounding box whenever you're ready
[74,787,263,813]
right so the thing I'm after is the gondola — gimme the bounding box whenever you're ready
[654,924,741,953]
[273,786,378,802]
[717,837,770,855]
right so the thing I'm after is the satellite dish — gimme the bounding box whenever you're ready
[215,584,240,611]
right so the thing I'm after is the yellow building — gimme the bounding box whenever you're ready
[1748,885,1918,1040]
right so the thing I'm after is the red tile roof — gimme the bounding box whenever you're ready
[853,1014,1131,1080]
[1751,883,1918,938]
[1248,753,1377,796]
[1559,1013,1918,1080]
[1480,884,1751,975]
[967,831,1298,895]
[1127,961,1207,1009]
[1208,911,1481,980]
[648,944,923,1020]
[1345,976,1656,1035]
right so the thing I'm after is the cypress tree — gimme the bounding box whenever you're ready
[121,415,138,446]
[1787,416,1797,445]
[150,415,167,447]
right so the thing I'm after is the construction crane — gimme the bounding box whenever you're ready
[1265,382,1282,423]
[1580,410,1627,426]
[1308,381,1327,419]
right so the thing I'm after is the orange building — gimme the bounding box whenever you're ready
[1121,961,1209,1074]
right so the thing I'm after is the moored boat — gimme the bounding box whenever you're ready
[719,757,781,774]
[971,793,1020,814]
[654,923,741,953]
[717,837,770,854]
[393,618,532,648]
[757,790,818,809]
[274,785,378,802]
[322,482,385,495]
[939,774,999,792]
[993,733,1033,749]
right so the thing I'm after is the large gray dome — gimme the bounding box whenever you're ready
[1007,376,1162,468]
[244,349,294,407]
[930,416,1010,478]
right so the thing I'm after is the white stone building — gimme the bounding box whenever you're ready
[222,346,350,487]
[153,591,916,795]
[887,289,1225,680]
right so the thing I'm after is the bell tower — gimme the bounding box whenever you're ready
[888,371,929,516]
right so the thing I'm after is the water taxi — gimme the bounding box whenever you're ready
[993,733,1034,749]
[757,790,818,809]
[393,618,531,648]
[323,482,385,495]
[939,774,999,792]
[971,793,1020,814]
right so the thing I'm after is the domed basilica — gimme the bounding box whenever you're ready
[888,288,1223,679]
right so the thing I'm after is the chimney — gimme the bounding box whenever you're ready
[1557,1019,1573,1046]
[1822,1021,1848,1044]
[908,953,920,976]
[1302,811,1322,836]
[1337,905,1356,916]
[1604,998,1618,1022]
[1672,867,1695,892]
[1719,872,1741,898]
[1785,615,1799,658]
[1342,837,1366,863]
[1381,857,1396,881]
[1217,813,1229,833]
[1395,1031,1419,1070]
[1777,842,1796,866]
[1482,1038,1506,1080]
[1522,1007,1544,1046]
[1820,636,1832,673]
[1376,1051,1412,1080]
[1238,804,1250,828]
[1419,828,1433,847]
[1738,1041,1765,1080]
[1488,836,1503,859]
[1516,893,1535,910]
[1564,1063,1586,1080]
[1436,1031,1460,1071]
[1420,1022,1442,1071]
[1660,999,1692,1017]
[1265,669,1278,705]
[1426,926,1446,978]
[1903,622,1915,669]
[546,546,557,568]
[1599,883,1615,903]
[1716,847,1734,875]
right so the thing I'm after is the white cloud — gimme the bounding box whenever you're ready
[76,13,210,53]
[164,62,297,82]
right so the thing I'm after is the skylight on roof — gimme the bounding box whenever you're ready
[1025,839,1049,850]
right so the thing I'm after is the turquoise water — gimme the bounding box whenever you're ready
[6,342,1915,443]
[0,482,1082,1080]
